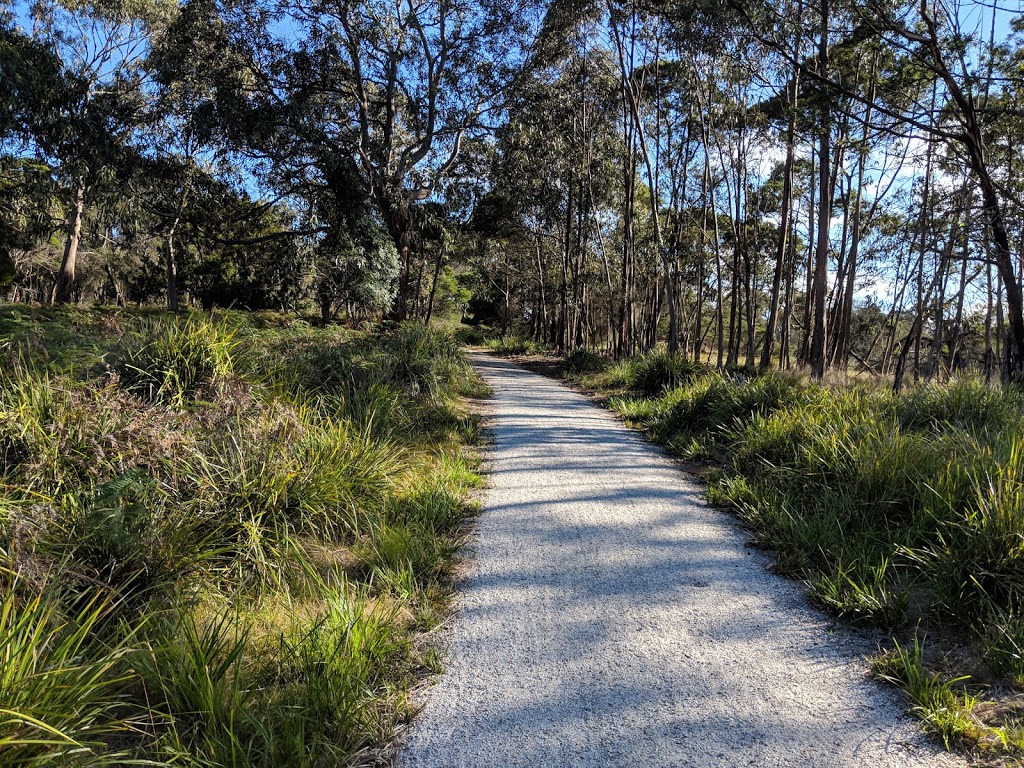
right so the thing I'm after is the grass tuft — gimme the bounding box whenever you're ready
[117,315,237,406]
[0,565,139,767]
[871,638,986,748]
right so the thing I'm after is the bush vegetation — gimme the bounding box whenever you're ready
[483,334,548,356]
[563,347,606,376]
[0,304,484,766]
[573,352,1024,759]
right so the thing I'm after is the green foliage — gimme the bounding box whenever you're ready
[269,589,414,759]
[138,590,415,767]
[563,347,605,375]
[871,639,987,748]
[0,252,12,290]
[622,352,706,397]
[809,557,908,630]
[0,569,138,767]
[916,432,1024,625]
[117,315,237,405]
[0,308,482,765]
[354,522,452,588]
[650,371,809,451]
[138,611,263,766]
[315,212,400,319]
[453,324,490,346]
[63,468,215,592]
[375,323,472,401]
[982,608,1024,685]
[484,335,544,355]
[895,380,1020,435]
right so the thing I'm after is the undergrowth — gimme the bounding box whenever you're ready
[0,304,484,766]
[483,335,548,356]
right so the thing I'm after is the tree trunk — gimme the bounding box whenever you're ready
[780,218,797,368]
[799,152,816,365]
[976,165,1024,380]
[761,76,797,369]
[834,62,875,368]
[166,216,181,312]
[424,242,445,325]
[941,211,969,373]
[382,196,414,322]
[809,0,831,380]
[52,180,85,304]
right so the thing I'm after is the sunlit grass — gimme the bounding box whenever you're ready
[871,638,992,749]
[0,566,140,768]
[0,307,483,766]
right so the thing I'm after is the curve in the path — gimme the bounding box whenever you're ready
[400,353,964,768]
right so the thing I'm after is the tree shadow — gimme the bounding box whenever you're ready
[400,353,958,768]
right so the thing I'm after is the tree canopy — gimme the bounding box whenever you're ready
[3,0,1024,383]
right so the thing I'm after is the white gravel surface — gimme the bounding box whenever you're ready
[399,352,965,768]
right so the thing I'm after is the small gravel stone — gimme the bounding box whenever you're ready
[399,353,965,768]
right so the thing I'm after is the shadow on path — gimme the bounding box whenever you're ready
[398,353,961,768]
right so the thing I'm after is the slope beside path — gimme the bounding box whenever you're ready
[399,352,964,768]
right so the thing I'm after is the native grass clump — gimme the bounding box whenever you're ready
[483,334,548,356]
[573,352,1024,758]
[0,305,483,767]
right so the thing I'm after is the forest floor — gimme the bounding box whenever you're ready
[398,352,962,768]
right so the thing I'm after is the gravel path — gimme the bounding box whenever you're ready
[399,353,965,768]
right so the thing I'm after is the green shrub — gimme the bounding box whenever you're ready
[919,435,1024,625]
[354,522,452,587]
[650,372,806,451]
[138,611,268,766]
[453,324,490,345]
[485,335,540,355]
[0,308,480,765]
[595,359,634,389]
[62,469,210,593]
[982,607,1024,684]
[268,589,412,759]
[608,395,660,427]
[191,412,402,583]
[895,379,1024,435]
[625,352,705,396]
[376,324,470,401]
[293,344,361,394]
[0,372,191,498]
[118,317,236,406]
[564,347,605,375]
[387,452,478,534]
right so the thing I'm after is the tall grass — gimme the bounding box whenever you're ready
[0,308,483,765]
[563,347,605,376]
[483,335,546,356]
[871,637,988,748]
[619,351,706,396]
[0,567,139,768]
[117,315,237,406]
[376,323,471,401]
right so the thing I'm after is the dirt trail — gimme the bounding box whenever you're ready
[400,353,964,767]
